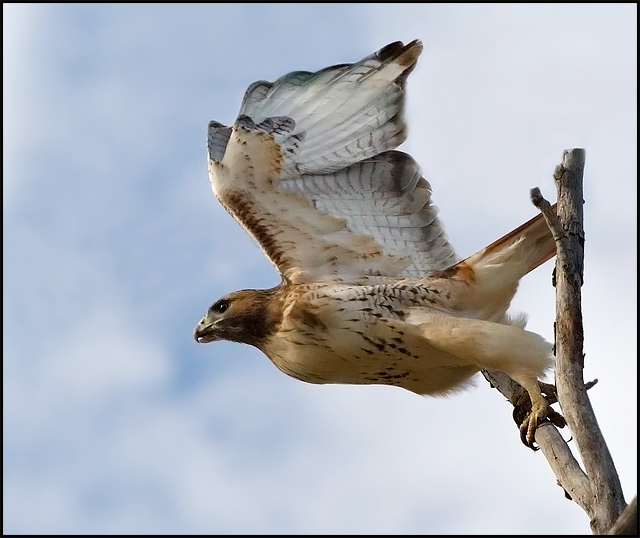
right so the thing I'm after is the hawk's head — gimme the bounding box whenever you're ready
[194,287,282,350]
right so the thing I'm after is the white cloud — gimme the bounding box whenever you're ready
[3,4,635,535]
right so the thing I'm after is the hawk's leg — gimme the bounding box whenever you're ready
[511,378,566,450]
[512,379,599,449]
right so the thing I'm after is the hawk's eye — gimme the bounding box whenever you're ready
[213,300,230,314]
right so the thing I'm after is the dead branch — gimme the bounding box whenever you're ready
[484,149,631,534]
[606,496,638,535]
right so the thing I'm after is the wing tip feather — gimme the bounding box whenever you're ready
[377,40,423,64]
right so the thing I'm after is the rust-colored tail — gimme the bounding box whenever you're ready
[428,206,557,321]
[477,204,557,275]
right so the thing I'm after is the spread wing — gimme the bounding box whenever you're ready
[207,40,459,285]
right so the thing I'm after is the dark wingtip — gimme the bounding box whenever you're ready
[376,41,405,61]
[376,39,423,67]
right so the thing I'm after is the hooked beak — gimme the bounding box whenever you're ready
[194,315,219,344]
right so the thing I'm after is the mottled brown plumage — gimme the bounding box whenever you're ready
[195,40,559,448]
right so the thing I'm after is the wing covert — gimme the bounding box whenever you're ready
[280,151,458,277]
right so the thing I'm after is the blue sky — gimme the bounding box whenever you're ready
[4,4,636,534]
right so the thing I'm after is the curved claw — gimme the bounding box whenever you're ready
[512,381,566,450]
[519,400,550,450]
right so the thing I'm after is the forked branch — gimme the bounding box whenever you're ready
[484,149,632,534]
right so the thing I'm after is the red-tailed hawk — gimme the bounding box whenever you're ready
[194,40,559,448]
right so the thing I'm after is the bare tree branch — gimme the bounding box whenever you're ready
[482,370,592,509]
[484,149,632,534]
[544,149,626,533]
[606,496,638,535]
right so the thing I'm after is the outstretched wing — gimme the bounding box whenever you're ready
[207,40,458,285]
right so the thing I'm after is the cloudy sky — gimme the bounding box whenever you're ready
[4,4,636,534]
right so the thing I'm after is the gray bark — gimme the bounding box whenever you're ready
[483,149,632,534]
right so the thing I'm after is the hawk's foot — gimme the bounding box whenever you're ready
[512,381,566,450]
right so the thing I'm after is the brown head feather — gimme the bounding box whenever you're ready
[194,285,285,350]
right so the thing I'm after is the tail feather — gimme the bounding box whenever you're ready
[430,207,557,321]
[474,205,557,275]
